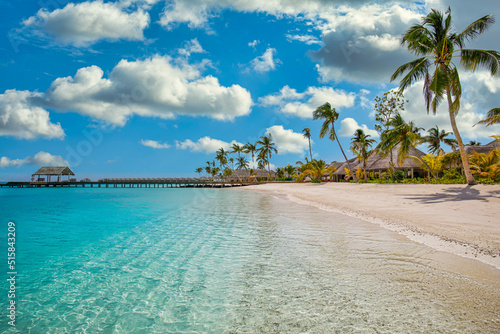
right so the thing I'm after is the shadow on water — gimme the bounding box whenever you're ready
[403,185,500,204]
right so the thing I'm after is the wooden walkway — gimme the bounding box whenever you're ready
[0,178,257,188]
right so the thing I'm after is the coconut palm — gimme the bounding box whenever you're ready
[244,142,257,162]
[476,108,500,127]
[231,143,245,159]
[351,129,376,182]
[216,148,228,169]
[300,159,336,182]
[313,102,358,182]
[285,164,295,179]
[423,125,458,154]
[236,156,249,170]
[391,8,500,185]
[378,114,437,179]
[302,127,313,161]
[256,134,278,176]
[195,167,203,178]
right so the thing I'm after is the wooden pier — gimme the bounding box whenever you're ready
[0,178,257,189]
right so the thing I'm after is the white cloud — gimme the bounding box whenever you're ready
[38,55,252,125]
[339,118,379,138]
[250,48,279,73]
[248,40,259,49]
[0,151,68,168]
[260,85,356,118]
[265,125,310,154]
[0,89,65,140]
[286,33,321,45]
[23,1,150,46]
[140,139,170,149]
[175,136,244,154]
[178,38,204,57]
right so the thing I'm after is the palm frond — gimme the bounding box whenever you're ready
[402,24,434,55]
[448,66,462,114]
[476,108,500,127]
[460,49,500,76]
[455,15,495,47]
[391,57,431,91]
[429,67,447,114]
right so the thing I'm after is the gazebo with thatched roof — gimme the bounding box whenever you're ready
[32,167,75,183]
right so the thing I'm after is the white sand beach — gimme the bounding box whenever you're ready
[242,183,500,270]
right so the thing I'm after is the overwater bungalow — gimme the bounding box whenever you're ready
[32,166,76,183]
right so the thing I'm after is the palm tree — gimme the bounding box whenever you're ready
[468,141,481,146]
[244,142,257,163]
[313,102,358,182]
[236,156,249,170]
[195,167,203,178]
[229,157,234,170]
[285,164,295,179]
[302,127,313,161]
[216,148,228,169]
[423,125,458,154]
[476,108,500,127]
[231,143,245,159]
[256,134,278,176]
[378,114,437,179]
[351,129,376,182]
[300,159,336,182]
[391,8,500,185]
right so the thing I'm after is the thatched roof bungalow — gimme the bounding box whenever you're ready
[331,144,427,181]
[464,140,500,155]
[32,166,75,182]
[226,169,275,182]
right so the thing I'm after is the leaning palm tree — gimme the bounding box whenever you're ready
[313,102,358,182]
[378,114,437,179]
[476,108,500,127]
[423,125,458,154]
[256,134,278,176]
[391,8,500,185]
[302,127,313,161]
[351,129,376,182]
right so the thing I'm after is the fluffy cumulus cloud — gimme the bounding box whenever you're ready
[339,118,379,138]
[265,125,309,154]
[36,55,252,125]
[175,136,244,154]
[23,1,150,46]
[140,139,170,149]
[260,85,356,118]
[250,48,279,73]
[0,90,65,140]
[311,4,421,83]
[0,151,68,168]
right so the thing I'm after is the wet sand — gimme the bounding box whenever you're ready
[241,183,500,270]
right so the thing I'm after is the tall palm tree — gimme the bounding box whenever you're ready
[244,142,257,163]
[195,167,203,177]
[476,108,500,127]
[351,129,376,182]
[423,125,458,154]
[236,156,249,170]
[231,143,245,159]
[302,127,313,161]
[391,8,500,185]
[378,114,437,179]
[216,148,228,169]
[313,102,358,182]
[256,134,278,176]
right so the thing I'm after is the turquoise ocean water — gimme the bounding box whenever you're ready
[1,187,499,333]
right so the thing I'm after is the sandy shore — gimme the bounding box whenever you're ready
[241,183,500,270]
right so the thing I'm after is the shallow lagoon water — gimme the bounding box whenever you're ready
[1,187,499,333]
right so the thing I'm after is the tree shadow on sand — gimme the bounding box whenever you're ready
[403,186,500,204]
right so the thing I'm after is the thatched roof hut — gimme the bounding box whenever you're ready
[464,140,500,155]
[32,166,75,182]
[227,169,274,182]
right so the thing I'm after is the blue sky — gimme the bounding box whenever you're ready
[1,0,499,181]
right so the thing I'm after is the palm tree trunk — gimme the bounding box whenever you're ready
[308,138,313,161]
[442,67,476,185]
[333,125,358,183]
[363,159,367,182]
